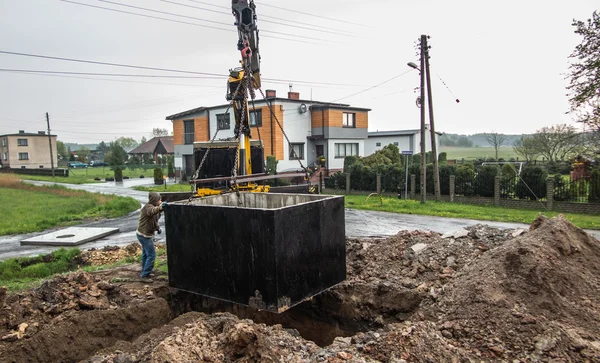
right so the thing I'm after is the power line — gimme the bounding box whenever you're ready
[187,0,360,35]
[259,3,375,28]
[61,0,336,45]
[162,0,358,38]
[0,68,223,79]
[96,0,340,43]
[331,70,413,102]
[0,49,227,76]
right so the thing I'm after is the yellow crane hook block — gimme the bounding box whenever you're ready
[163,193,346,313]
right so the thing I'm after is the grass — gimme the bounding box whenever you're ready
[341,194,600,230]
[0,248,81,290]
[20,166,168,185]
[133,183,193,193]
[0,174,140,235]
[440,146,522,161]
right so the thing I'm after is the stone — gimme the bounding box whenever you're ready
[410,243,428,254]
[442,229,469,239]
[337,351,352,360]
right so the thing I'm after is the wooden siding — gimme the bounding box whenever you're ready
[323,109,368,129]
[356,111,368,129]
[173,116,209,145]
[250,105,284,161]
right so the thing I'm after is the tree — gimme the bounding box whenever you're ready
[97,141,109,155]
[529,124,585,162]
[513,136,539,162]
[485,132,508,160]
[568,11,600,139]
[152,128,169,137]
[115,137,138,149]
[77,146,91,162]
[105,141,127,167]
[56,140,69,160]
[140,136,147,145]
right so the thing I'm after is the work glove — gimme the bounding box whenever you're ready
[161,202,168,208]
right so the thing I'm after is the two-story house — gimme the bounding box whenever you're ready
[166,90,371,176]
[0,130,57,169]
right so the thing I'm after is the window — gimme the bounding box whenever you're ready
[17,138,28,146]
[376,142,381,147]
[342,113,356,128]
[250,109,262,127]
[2,153,6,160]
[335,143,359,158]
[289,143,304,160]
[394,142,399,146]
[217,113,231,130]
[18,152,29,160]
[183,120,194,145]
[1,138,6,147]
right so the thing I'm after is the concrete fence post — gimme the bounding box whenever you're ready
[346,173,351,194]
[410,174,416,200]
[494,176,500,206]
[546,177,554,210]
[450,175,455,202]
[376,173,382,194]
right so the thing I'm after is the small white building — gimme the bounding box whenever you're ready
[365,127,441,156]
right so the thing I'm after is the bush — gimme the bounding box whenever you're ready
[501,164,517,178]
[167,159,175,178]
[438,152,447,163]
[154,167,163,185]
[475,165,499,197]
[343,156,359,172]
[590,169,600,203]
[455,164,476,195]
[516,166,548,200]
[114,167,123,182]
[266,156,278,175]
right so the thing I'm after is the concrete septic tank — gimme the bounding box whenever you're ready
[164,192,346,313]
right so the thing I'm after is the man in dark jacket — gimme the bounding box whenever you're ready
[136,192,166,278]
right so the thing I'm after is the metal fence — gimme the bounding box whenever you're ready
[554,176,590,203]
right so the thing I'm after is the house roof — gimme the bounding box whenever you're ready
[128,136,174,155]
[165,98,371,120]
[0,132,56,137]
[368,129,442,137]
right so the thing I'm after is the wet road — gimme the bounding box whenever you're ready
[1,179,598,260]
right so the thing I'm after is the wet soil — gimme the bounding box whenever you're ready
[1,215,599,362]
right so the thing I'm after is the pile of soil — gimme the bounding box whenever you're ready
[1,215,599,362]
[80,243,166,266]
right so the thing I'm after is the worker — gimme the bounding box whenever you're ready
[136,192,167,279]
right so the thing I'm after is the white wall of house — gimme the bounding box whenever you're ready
[209,106,235,139]
[279,100,312,172]
[365,135,414,155]
[327,139,365,171]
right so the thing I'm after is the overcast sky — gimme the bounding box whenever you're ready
[0,0,597,144]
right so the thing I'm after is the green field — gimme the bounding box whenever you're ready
[0,174,140,235]
[440,146,521,161]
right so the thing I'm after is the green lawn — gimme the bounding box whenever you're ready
[341,194,600,230]
[0,175,140,235]
[440,146,521,161]
[133,183,194,192]
[21,166,168,184]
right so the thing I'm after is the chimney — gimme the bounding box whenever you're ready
[288,91,300,100]
[19,130,25,134]
[38,131,46,135]
[266,89,276,98]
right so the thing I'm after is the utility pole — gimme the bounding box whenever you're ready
[419,35,427,204]
[424,36,441,201]
[46,112,55,177]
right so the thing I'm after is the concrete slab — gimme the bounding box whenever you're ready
[21,227,120,246]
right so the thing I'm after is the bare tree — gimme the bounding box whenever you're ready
[485,132,508,160]
[153,128,169,137]
[513,136,539,162]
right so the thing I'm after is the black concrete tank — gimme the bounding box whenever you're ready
[164,193,346,313]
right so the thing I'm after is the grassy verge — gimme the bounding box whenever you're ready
[133,184,193,192]
[19,167,166,185]
[0,246,169,291]
[440,146,521,161]
[0,174,140,235]
[340,194,600,230]
[0,248,81,290]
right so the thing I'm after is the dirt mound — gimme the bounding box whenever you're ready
[80,243,166,266]
[1,215,599,362]
[425,215,600,361]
